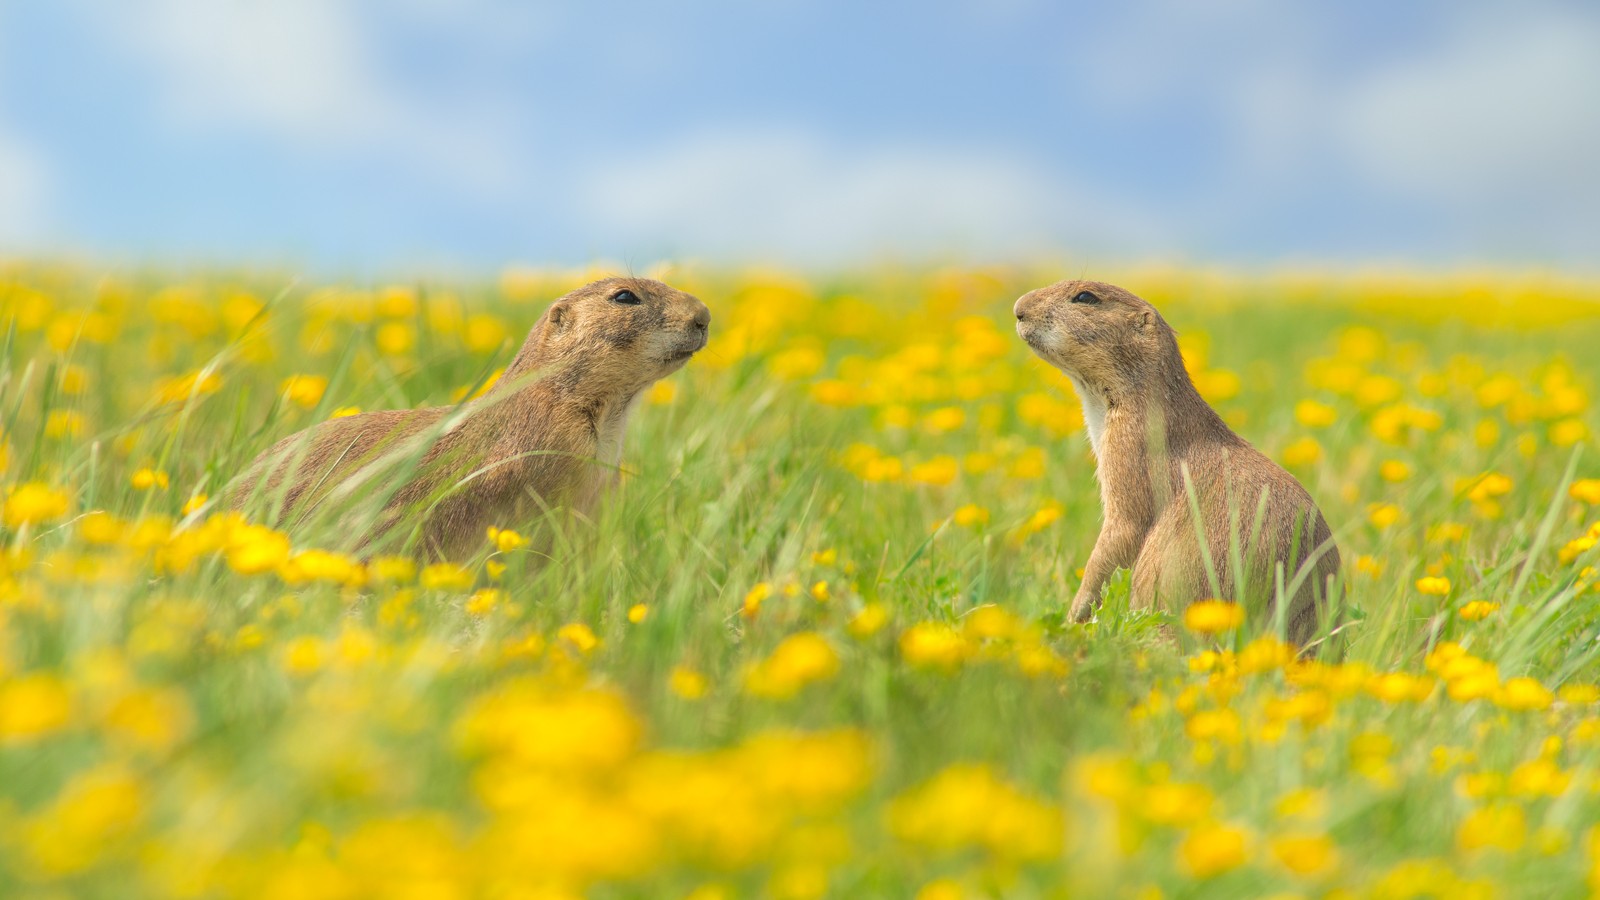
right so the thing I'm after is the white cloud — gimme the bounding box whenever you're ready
[89,0,527,199]
[1337,10,1600,207]
[0,129,50,243]
[581,129,1167,263]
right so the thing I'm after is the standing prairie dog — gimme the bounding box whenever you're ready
[1014,280,1339,644]
[230,277,710,560]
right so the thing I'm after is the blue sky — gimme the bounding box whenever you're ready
[0,1,1597,272]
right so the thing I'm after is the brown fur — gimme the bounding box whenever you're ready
[1014,280,1340,645]
[229,277,710,560]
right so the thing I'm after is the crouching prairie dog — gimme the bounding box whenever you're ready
[1014,280,1339,645]
[230,277,710,560]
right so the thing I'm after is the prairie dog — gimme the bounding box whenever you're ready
[231,277,710,560]
[1015,280,1339,644]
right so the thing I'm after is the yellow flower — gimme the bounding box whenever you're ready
[4,483,71,527]
[1183,600,1244,635]
[279,548,362,586]
[848,604,889,639]
[887,764,1062,862]
[1572,479,1600,505]
[225,525,291,576]
[1140,781,1214,826]
[809,581,830,602]
[1559,534,1597,565]
[1270,833,1337,877]
[811,547,837,566]
[745,632,839,698]
[952,503,989,527]
[419,562,473,591]
[1457,802,1526,853]
[1495,676,1553,711]
[1550,418,1589,447]
[281,636,323,676]
[899,623,973,671]
[1379,459,1413,482]
[130,468,169,491]
[102,687,193,753]
[0,672,74,742]
[558,623,600,655]
[742,582,772,619]
[1458,601,1498,621]
[1415,576,1452,596]
[328,405,362,419]
[627,603,649,623]
[368,555,417,584]
[648,380,677,405]
[1281,436,1323,467]
[279,374,328,408]
[922,406,966,434]
[1368,503,1402,530]
[486,526,528,552]
[466,589,502,617]
[1178,822,1250,878]
[1294,399,1337,428]
[669,666,709,700]
[22,765,146,875]
[180,494,208,515]
[908,455,960,486]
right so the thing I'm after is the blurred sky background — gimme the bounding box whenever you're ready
[0,0,1597,272]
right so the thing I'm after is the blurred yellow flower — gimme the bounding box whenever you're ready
[1571,479,1600,505]
[279,374,328,409]
[900,623,973,671]
[1458,601,1498,621]
[669,666,708,700]
[1416,576,1452,596]
[848,604,889,639]
[1270,833,1337,877]
[0,672,73,743]
[1184,600,1244,635]
[1281,436,1323,467]
[1294,399,1337,428]
[4,483,71,527]
[420,562,473,591]
[745,633,839,698]
[1380,459,1413,482]
[558,623,600,655]
[1178,821,1249,878]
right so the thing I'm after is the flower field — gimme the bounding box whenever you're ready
[2,261,1600,897]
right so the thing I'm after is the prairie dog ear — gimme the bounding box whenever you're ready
[547,300,570,335]
[1137,310,1154,331]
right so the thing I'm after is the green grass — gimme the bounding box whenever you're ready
[0,263,1599,897]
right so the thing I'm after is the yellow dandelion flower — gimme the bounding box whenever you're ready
[1416,576,1452,596]
[558,622,600,654]
[0,672,74,743]
[1270,833,1337,877]
[1183,600,1244,635]
[1178,822,1249,879]
[4,483,71,527]
[1571,479,1600,505]
[669,666,708,700]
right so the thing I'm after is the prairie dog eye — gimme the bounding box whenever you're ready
[1071,291,1099,304]
[611,289,641,305]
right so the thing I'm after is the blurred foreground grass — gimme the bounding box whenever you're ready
[2,260,1600,897]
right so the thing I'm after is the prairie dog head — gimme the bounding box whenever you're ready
[1013,280,1175,391]
[538,277,712,384]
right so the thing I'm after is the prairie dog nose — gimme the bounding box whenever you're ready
[1013,294,1034,321]
[691,303,711,331]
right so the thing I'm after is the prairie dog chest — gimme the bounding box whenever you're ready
[1070,376,1108,459]
[593,392,642,469]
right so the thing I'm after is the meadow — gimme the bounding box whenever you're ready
[1,260,1599,898]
